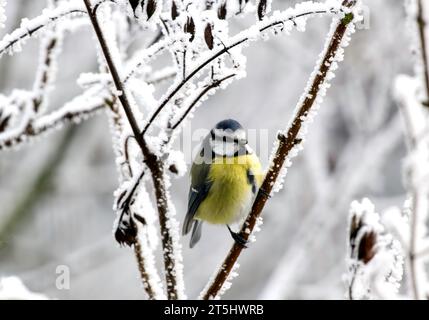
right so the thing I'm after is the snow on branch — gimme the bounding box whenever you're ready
[0,88,109,150]
[0,1,86,58]
[345,199,404,300]
[200,0,360,300]
[0,277,49,300]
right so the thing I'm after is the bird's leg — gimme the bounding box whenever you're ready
[227,225,248,248]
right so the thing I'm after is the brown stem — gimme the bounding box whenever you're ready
[133,240,157,300]
[33,23,61,113]
[83,0,180,299]
[171,74,236,130]
[417,0,429,107]
[201,2,356,300]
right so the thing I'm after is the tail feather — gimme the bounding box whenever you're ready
[189,220,203,248]
[182,212,194,236]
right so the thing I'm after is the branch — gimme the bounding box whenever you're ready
[394,75,429,299]
[32,3,64,115]
[83,0,183,300]
[0,1,86,58]
[0,89,107,150]
[200,0,358,300]
[171,73,236,130]
[133,240,165,300]
[417,0,429,106]
[140,2,343,136]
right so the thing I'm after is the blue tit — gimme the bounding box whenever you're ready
[182,119,263,248]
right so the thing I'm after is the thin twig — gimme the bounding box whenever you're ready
[0,97,106,150]
[417,0,429,107]
[171,74,236,130]
[201,1,357,300]
[0,6,87,57]
[83,0,182,299]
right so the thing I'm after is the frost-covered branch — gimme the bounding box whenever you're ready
[106,98,165,300]
[201,0,359,300]
[390,0,429,299]
[0,88,108,150]
[83,0,184,300]
[416,0,429,106]
[394,75,429,299]
[0,1,86,58]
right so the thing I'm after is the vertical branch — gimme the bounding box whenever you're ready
[32,0,62,113]
[83,0,183,299]
[398,0,429,299]
[107,99,165,300]
[201,1,357,300]
[417,0,429,106]
[32,32,61,113]
[133,241,156,299]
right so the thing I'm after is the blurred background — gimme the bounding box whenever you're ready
[0,0,412,299]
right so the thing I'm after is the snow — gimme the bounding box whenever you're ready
[0,0,6,29]
[0,277,49,300]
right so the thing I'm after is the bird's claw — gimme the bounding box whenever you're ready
[227,225,248,248]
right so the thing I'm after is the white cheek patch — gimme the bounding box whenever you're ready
[211,141,238,156]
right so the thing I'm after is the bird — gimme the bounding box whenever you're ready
[182,119,263,248]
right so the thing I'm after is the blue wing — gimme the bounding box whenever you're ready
[182,159,212,237]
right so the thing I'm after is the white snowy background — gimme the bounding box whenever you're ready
[0,0,422,299]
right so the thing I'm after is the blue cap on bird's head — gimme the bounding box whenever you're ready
[214,119,243,132]
[211,119,247,144]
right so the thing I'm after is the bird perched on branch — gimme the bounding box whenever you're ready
[182,119,263,248]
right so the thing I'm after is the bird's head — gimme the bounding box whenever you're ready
[209,119,249,157]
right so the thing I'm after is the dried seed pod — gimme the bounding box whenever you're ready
[115,213,137,246]
[171,1,178,20]
[358,231,377,264]
[0,114,11,133]
[218,1,227,20]
[146,0,156,20]
[257,0,267,21]
[169,164,179,175]
[184,17,196,42]
[128,0,140,15]
[349,214,362,244]
[204,23,214,49]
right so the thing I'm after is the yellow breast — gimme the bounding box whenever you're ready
[195,154,263,225]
